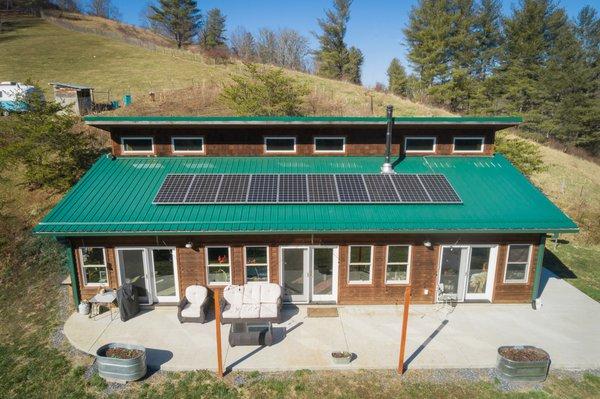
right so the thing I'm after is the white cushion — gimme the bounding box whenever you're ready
[223,285,243,307]
[240,303,260,318]
[242,284,261,304]
[260,303,278,319]
[185,285,207,304]
[222,305,241,319]
[181,303,201,318]
[260,283,281,304]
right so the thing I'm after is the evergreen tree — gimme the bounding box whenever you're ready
[199,8,226,50]
[473,0,502,80]
[150,0,202,48]
[343,46,363,84]
[315,0,363,83]
[387,58,408,96]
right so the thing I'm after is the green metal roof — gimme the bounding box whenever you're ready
[84,115,522,127]
[34,154,576,236]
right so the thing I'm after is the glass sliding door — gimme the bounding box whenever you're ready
[149,248,179,303]
[282,247,309,303]
[117,248,152,305]
[311,247,338,302]
[438,246,469,302]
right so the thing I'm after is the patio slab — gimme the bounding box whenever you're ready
[64,269,600,372]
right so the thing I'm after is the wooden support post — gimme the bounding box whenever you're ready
[213,289,224,378]
[397,286,411,375]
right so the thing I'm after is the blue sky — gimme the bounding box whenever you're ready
[112,0,594,87]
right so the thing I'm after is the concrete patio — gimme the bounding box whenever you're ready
[64,269,600,372]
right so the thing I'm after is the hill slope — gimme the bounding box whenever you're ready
[0,16,448,117]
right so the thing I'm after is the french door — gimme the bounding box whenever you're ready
[116,247,179,304]
[281,246,339,303]
[437,245,498,302]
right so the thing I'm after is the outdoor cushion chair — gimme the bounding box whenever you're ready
[177,285,210,323]
[221,283,282,324]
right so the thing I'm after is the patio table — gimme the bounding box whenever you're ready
[89,291,117,320]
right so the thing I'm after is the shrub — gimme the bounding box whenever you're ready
[220,63,309,116]
[495,134,546,176]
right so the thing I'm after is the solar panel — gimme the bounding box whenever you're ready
[418,174,461,203]
[216,174,250,202]
[153,174,195,203]
[335,174,370,202]
[153,173,462,205]
[390,174,431,203]
[248,175,278,203]
[363,174,400,202]
[278,174,307,202]
[307,175,338,202]
[185,174,222,203]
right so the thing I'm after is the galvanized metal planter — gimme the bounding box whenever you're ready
[331,351,353,365]
[96,343,147,383]
[497,346,550,382]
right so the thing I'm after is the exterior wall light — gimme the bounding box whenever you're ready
[423,240,432,248]
[185,242,193,249]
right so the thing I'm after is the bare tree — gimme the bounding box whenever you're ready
[255,27,311,72]
[256,28,278,65]
[87,0,120,20]
[53,0,80,11]
[230,26,256,61]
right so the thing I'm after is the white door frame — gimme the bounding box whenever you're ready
[436,244,498,303]
[147,247,180,303]
[280,245,339,304]
[280,246,310,303]
[310,246,339,303]
[116,246,180,304]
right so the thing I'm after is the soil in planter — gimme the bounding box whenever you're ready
[104,348,143,359]
[499,347,548,362]
[331,352,351,358]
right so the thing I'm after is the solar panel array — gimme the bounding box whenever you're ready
[153,173,462,204]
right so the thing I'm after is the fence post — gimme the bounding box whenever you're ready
[397,286,411,374]
[214,289,224,378]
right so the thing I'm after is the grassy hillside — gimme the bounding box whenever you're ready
[0,16,448,117]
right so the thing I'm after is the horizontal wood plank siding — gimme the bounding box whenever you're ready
[69,233,541,304]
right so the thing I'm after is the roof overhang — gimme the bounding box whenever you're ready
[84,116,522,130]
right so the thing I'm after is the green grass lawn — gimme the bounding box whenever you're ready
[544,243,600,302]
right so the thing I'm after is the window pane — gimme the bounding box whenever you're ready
[506,263,527,281]
[386,264,407,282]
[405,138,435,152]
[152,249,176,297]
[388,246,409,263]
[208,265,230,283]
[84,266,107,284]
[123,138,153,152]
[454,138,483,151]
[246,265,268,282]
[207,247,229,265]
[315,138,344,152]
[245,247,267,264]
[350,246,371,263]
[81,247,105,266]
[173,137,203,152]
[508,245,530,263]
[266,138,295,152]
[349,264,370,282]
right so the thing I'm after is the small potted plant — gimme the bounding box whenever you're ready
[497,345,550,382]
[331,351,353,365]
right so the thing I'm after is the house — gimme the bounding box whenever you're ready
[49,82,94,115]
[34,112,577,308]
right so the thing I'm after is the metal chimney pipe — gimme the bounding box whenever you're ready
[381,105,394,174]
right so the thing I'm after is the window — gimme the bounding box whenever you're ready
[453,137,484,153]
[206,246,231,285]
[404,137,436,153]
[245,246,269,283]
[80,247,108,286]
[504,244,532,283]
[264,137,296,153]
[314,137,345,153]
[386,245,411,284]
[172,136,204,153]
[348,245,372,284]
[121,137,154,154]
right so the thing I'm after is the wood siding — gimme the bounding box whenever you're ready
[69,233,540,305]
[109,126,495,157]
